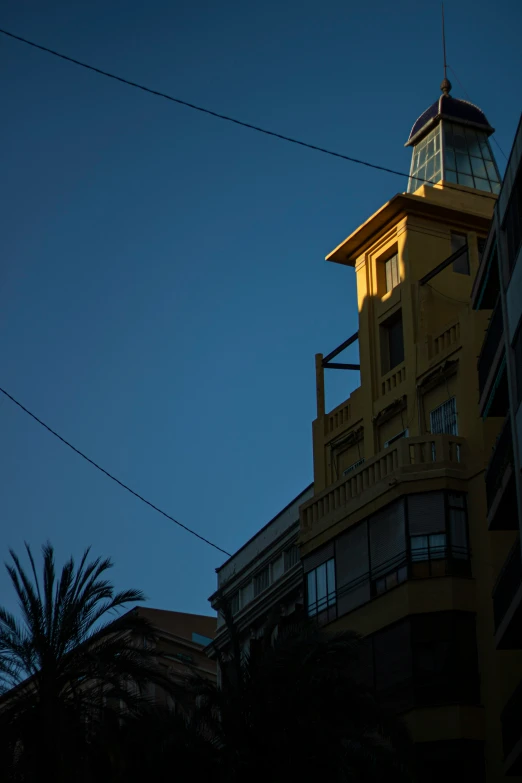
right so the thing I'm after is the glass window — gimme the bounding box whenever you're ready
[448,494,469,560]
[229,592,240,615]
[485,160,499,182]
[307,558,336,616]
[411,533,447,560]
[307,571,317,612]
[456,153,471,174]
[445,148,456,170]
[471,157,487,178]
[381,310,404,373]
[284,544,299,571]
[480,141,492,160]
[430,397,458,435]
[385,253,400,292]
[408,126,442,193]
[254,566,270,597]
[451,233,469,274]
[475,178,491,192]
[458,173,475,188]
[411,535,428,561]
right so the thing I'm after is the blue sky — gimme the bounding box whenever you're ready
[1,0,521,619]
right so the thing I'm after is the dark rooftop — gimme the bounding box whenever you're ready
[406,94,494,147]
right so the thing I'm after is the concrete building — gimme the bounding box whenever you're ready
[471,113,522,776]
[0,607,216,716]
[208,484,314,666]
[135,607,216,705]
[298,82,522,781]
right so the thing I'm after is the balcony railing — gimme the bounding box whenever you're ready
[478,301,504,397]
[485,418,513,510]
[300,435,466,536]
[501,679,522,764]
[493,538,522,632]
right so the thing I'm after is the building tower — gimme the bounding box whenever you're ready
[299,84,522,781]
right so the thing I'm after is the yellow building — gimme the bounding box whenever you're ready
[299,84,522,780]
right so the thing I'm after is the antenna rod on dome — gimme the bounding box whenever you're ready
[440,3,452,95]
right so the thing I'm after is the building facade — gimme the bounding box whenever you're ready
[298,85,522,781]
[135,607,216,705]
[471,114,522,776]
[208,484,314,668]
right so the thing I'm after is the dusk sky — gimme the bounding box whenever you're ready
[1,0,521,618]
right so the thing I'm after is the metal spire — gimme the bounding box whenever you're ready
[441,3,452,96]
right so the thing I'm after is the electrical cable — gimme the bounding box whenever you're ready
[0,385,232,557]
[0,27,499,203]
[425,283,470,305]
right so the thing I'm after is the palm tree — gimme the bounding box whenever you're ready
[0,542,172,782]
[189,612,413,783]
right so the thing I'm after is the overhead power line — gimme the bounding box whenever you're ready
[0,27,499,202]
[0,385,231,558]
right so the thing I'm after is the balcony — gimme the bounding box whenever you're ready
[300,435,466,543]
[501,679,522,775]
[478,303,509,417]
[493,538,522,650]
[485,418,518,530]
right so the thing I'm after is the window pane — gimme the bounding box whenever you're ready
[485,160,499,182]
[411,535,428,561]
[429,533,447,559]
[471,157,487,178]
[456,153,471,174]
[491,181,501,194]
[307,571,317,615]
[426,156,435,181]
[480,141,492,160]
[474,178,491,192]
[445,148,456,170]
[446,169,458,183]
[389,316,404,368]
[327,558,336,606]
[450,508,469,559]
[453,132,466,150]
[316,563,327,610]
[457,173,474,188]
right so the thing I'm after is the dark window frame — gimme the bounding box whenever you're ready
[451,232,470,275]
[380,309,405,375]
[385,253,400,292]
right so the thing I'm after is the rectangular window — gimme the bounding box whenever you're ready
[307,558,336,616]
[254,566,270,597]
[381,310,404,374]
[385,253,400,292]
[411,533,447,561]
[451,232,470,275]
[229,592,240,615]
[430,397,458,435]
[448,493,469,560]
[283,544,299,571]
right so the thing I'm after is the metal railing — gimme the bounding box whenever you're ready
[493,538,522,631]
[478,301,504,396]
[485,418,513,510]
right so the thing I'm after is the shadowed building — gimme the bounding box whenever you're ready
[471,113,522,776]
[298,81,522,781]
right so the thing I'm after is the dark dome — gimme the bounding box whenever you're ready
[406,94,494,147]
